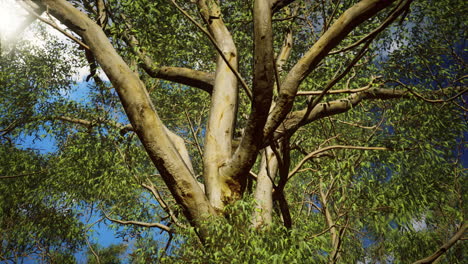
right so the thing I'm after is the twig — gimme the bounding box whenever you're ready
[184,111,204,158]
[288,145,388,178]
[19,1,90,50]
[141,180,188,229]
[390,79,468,103]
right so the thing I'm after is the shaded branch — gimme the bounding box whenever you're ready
[389,79,468,103]
[413,223,467,264]
[277,85,466,139]
[271,0,297,14]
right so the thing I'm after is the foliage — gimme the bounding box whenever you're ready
[0,0,466,263]
[166,198,329,264]
[86,243,127,264]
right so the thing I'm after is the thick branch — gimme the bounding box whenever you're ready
[264,0,401,139]
[280,86,465,136]
[252,147,278,228]
[197,0,240,209]
[224,0,275,182]
[413,223,467,264]
[170,0,251,98]
[39,0,215,234]
[120,23,215,93]
[330,0,412,55]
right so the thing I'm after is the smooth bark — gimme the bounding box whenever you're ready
[252,147,278,228]
[38,0,215,234]
[197,0,239,210]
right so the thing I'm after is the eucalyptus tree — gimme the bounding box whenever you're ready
[1,0,466,263]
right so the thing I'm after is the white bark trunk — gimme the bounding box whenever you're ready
[252,147,278,228]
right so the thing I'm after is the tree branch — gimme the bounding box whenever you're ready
[224,0,275,181]
[279,85,466,138]
[103,211,172,233]
[413,223,467,264]
[271,0,297,14]
[288,145,388,179]
[117,14,215,93]
[264,0,405,139]
[171,0,252,99]
[39,0,215,235]
[389,79,468,103]
[329,0,412,55]
[141,181,188,229]
[20,1,89,50]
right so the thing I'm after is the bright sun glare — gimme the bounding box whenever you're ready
[0,0,28,44]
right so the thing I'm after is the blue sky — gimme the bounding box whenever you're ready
[15,81,130,263]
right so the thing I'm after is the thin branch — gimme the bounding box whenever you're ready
[0,121,18,137]
[300,39,373,127]
[19,1,90,50]
[390,80,468,103]
[56,116,132,135]
[288,145,388,178]
[333,119,381,130]
[141,181,188,229]
[84,236,100,264]
[297,83,375,95]
[309,225,337,239]
[184,110,204,158]
[103,211,172,233]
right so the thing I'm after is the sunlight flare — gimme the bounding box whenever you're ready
[0,0,28,44]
